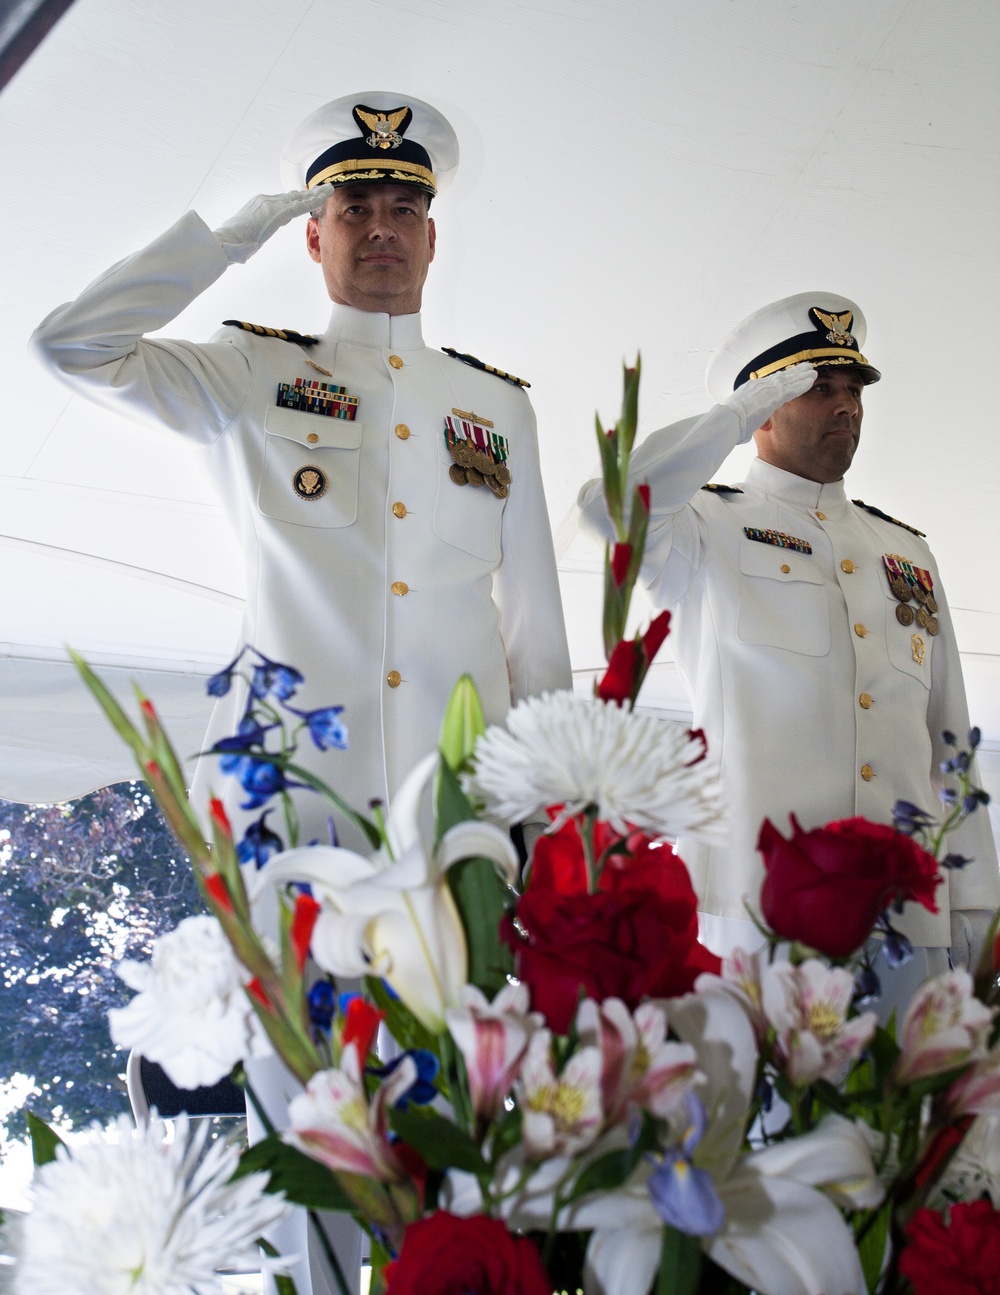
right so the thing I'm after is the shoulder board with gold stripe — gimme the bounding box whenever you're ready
[222,320,320,347]
[441,347,530,388]
[852,499,926,538]
[701,482,743,494]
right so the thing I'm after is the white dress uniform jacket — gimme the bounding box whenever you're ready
[578,403,999,947]
[32,211,572,849]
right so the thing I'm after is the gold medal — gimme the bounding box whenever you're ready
[916,605,931,630]
[890,577,912,602]
[895,603,915,626]
[465,467,485,487]
[449,464,468,486]
[926,616,939,637]
[925,594,938,614]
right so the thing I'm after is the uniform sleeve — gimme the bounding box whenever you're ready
[925,577,1000,910]
[29,211,252,446]
[493,395,572,702]
[576,403,743,606]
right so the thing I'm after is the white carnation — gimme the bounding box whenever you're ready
[13,1115,288,1295]
[109,914,271,1089]
[465,691,723,840]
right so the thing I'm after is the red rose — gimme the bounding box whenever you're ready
[503,815,720,1032]
[900,1200,1000,1295]
[384,1212,551,1295]
[758,814,942,958]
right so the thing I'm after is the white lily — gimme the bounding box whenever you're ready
[248,752,519,1033]
[492,988,881,1295]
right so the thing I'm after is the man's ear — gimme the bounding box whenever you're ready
[427,216,437,263]
[305,217,322,264]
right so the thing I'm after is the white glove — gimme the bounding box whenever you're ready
[212,187,334,265]
[724,362,817,443]
[950,908,994,973]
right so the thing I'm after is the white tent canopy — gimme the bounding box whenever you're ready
[1,0,998,809]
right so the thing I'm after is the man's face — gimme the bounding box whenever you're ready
[753,366,865,484]
[305,183,436,316]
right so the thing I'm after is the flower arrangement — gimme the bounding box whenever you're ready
[5,361,1000,1295]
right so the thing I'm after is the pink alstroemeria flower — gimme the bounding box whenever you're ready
[893,970,995,1086]
[284,1046,414,1183]
[576,998,699,1124]
[947,1048,1000,1118]
[517,1029,603,1159]
[696,946,767,1042]
[445,983,541,1123]
[761,960,876,1087]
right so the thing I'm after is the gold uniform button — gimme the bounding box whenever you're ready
[816,510,827,521]
[391,580,409,596]
[859,693,873,709]
[387,670,402,688]
[392,502,407,519]
[860,763,874,781]
[854,622,868,638]
[841,559,856,573]
[389,354,404,369]
[307,432,319,444]
[395,423,411,439]
[780,563,791,574]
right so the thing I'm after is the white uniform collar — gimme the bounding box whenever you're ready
[746,458,849,512]
[323,302,424,350]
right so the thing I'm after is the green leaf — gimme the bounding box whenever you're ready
[438,675,486,773]
[365,977,440,1055]
[570,1115,658,1200]
[234,1135,356,1211]
[656,1225,702,1295]
[857,1202,891,1294]
[446,854,514,997]
[387,1105,487,1175]
[26,1110,63,1166]
[435,757,477,841]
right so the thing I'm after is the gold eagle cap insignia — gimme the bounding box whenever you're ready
[811,307,855,347]
[353,105,411,150]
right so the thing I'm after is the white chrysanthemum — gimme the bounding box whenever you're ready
[12,1115,288,1295]
[109,914,271,1089]
[465,691,723,840]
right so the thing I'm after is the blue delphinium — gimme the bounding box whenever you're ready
[287,704,349,752]
[237,810,285,869]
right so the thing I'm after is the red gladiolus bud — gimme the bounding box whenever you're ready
[290,893,321,973]
[140,698,157,721]
[342,996,385,1064]
[144,759,161,781]
[247,977,273,1011]
[642,610,671,663]
[205,872,234,913]
[597,640,637,705]
[209,797,233,838]
[611,543,632,588]
[637,483,651,510]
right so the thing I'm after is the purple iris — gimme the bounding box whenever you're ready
[647,1093,725,1237]
[237,810,284,869]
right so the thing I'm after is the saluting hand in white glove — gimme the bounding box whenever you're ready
[724,362,817,443]
[213,186,335,265]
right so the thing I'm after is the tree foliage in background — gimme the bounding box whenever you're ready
[0,782,202,1137]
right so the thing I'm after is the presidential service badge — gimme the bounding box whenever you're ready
[293,466,328,500]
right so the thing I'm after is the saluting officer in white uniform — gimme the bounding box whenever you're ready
[578,292,999,989]
[32,92,571,1295]
[31,92,571,857]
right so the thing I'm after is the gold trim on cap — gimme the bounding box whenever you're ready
[749,347,873,380]
[307,158,437,193]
